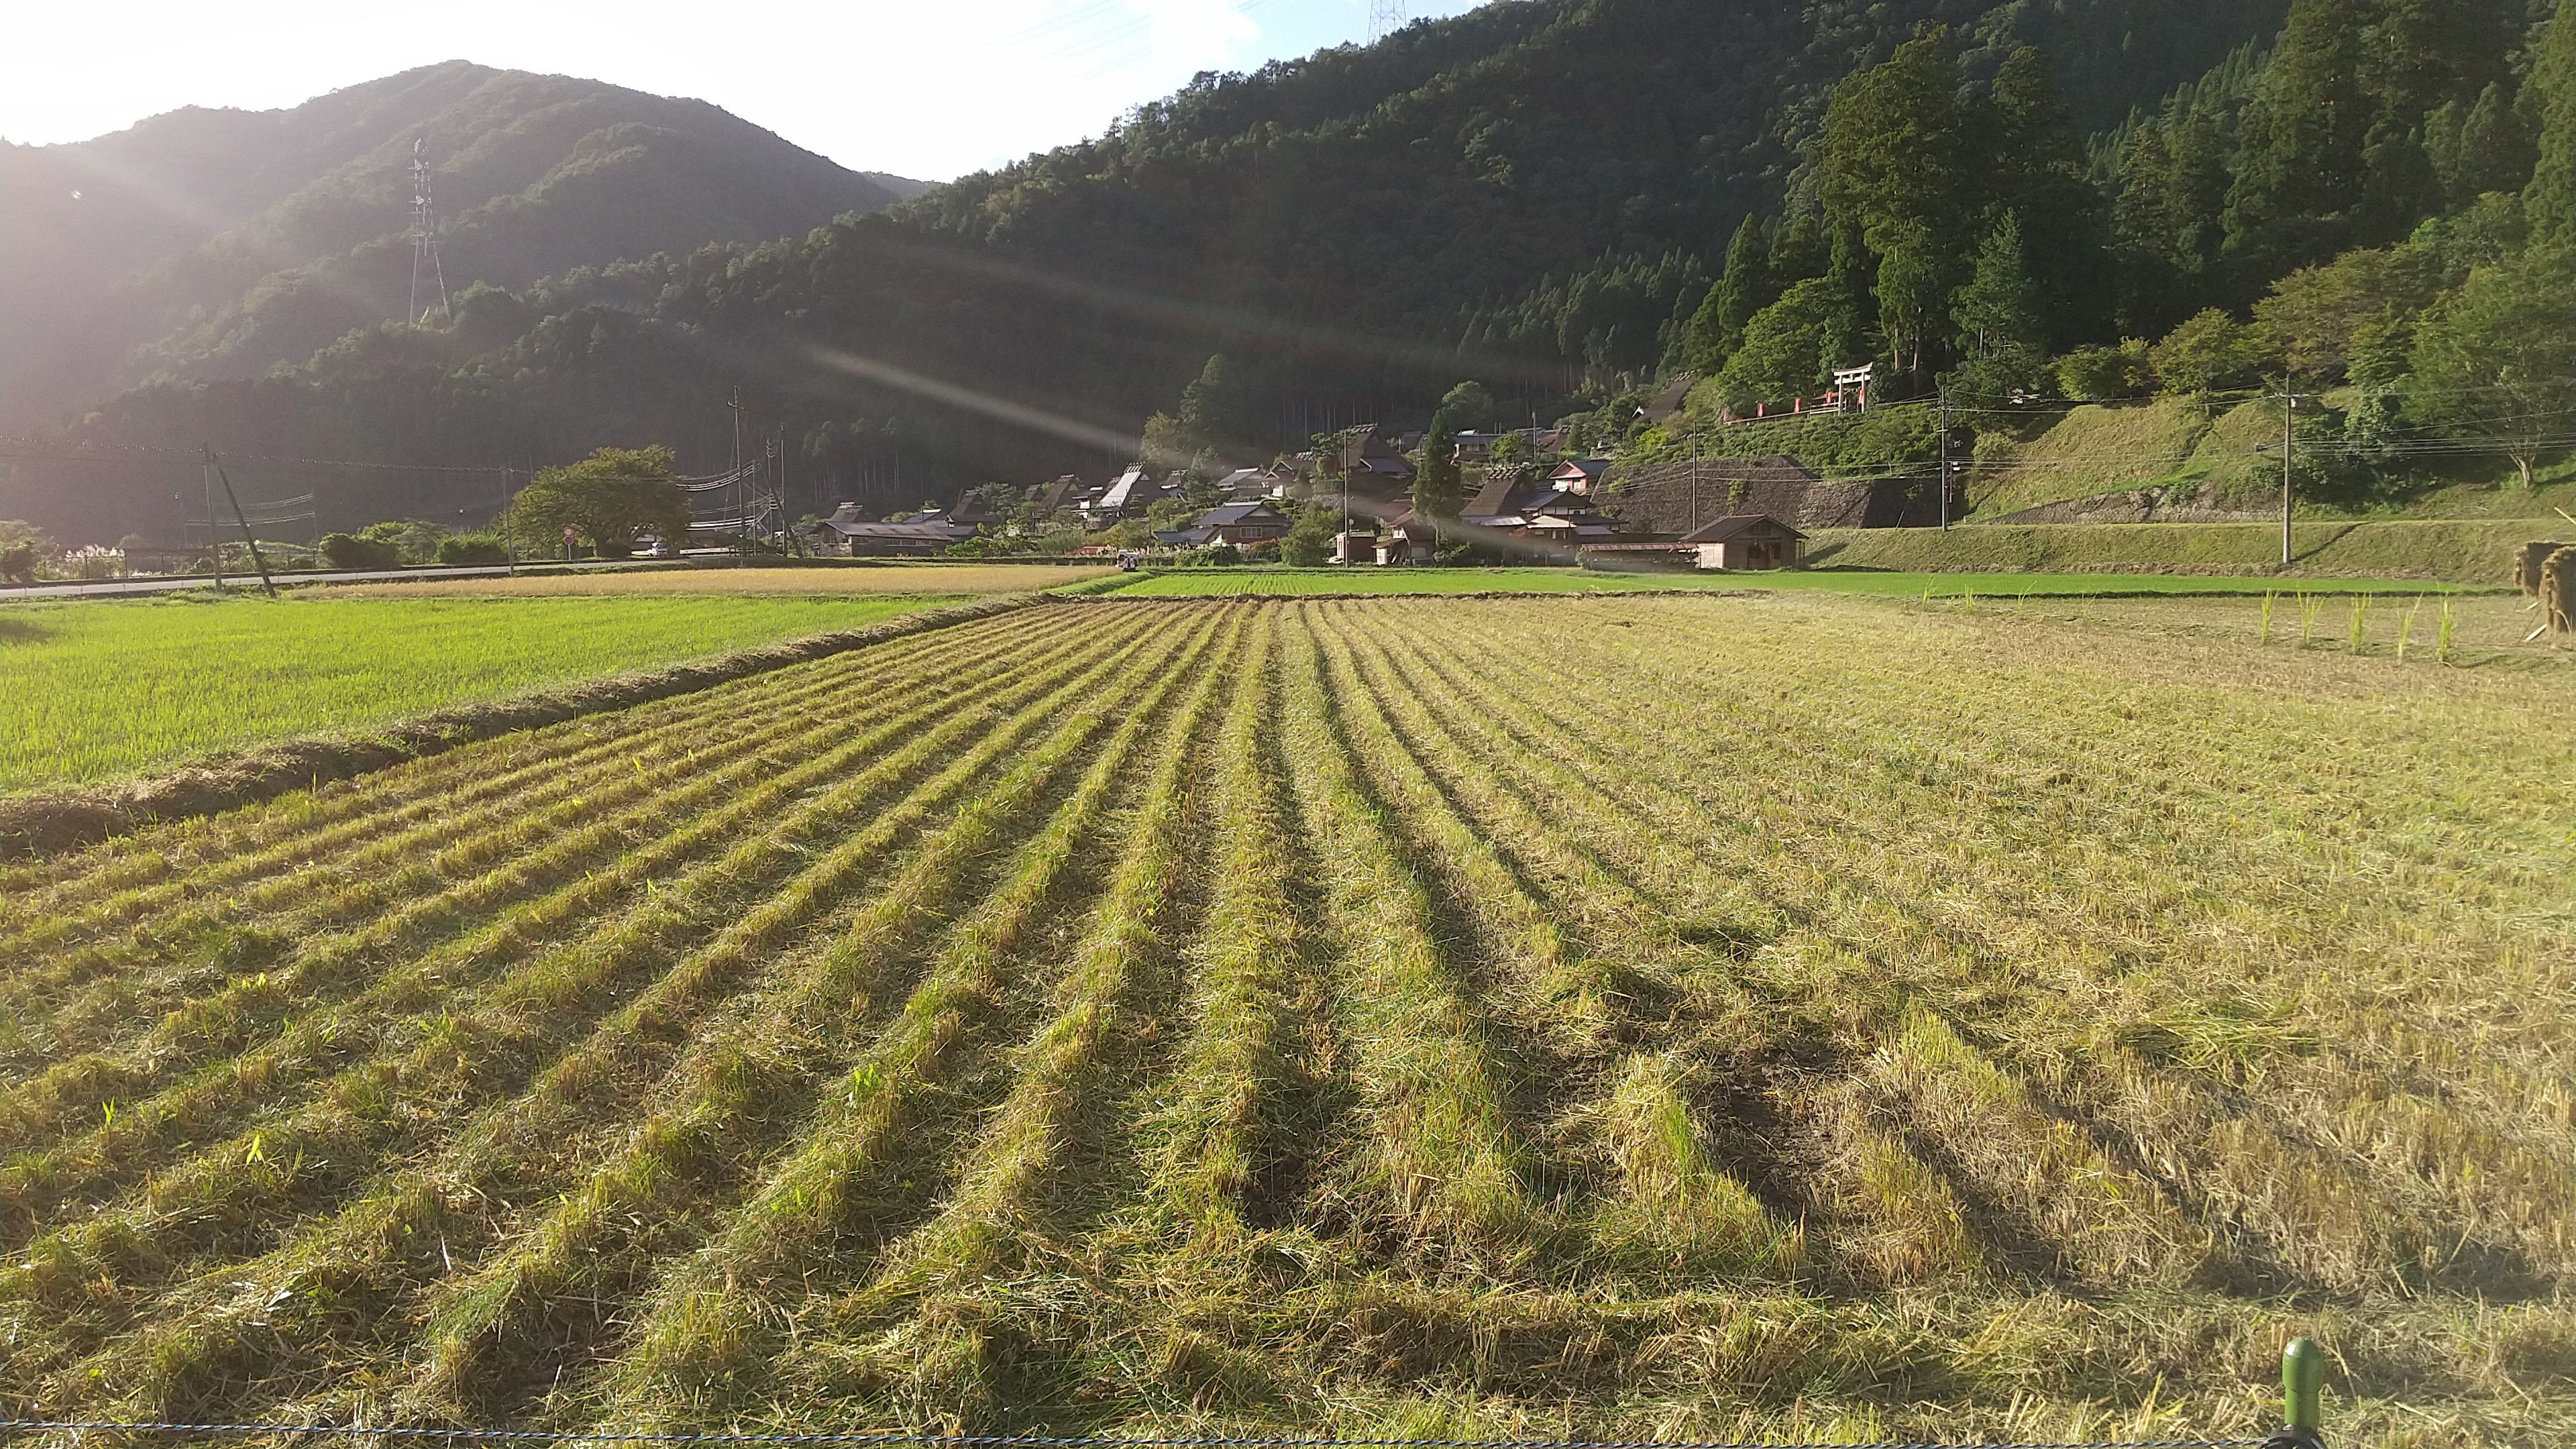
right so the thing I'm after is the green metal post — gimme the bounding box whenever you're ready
[2282,1337,2324,1445]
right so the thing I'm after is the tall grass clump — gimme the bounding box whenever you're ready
[1590,1054,1802,1277]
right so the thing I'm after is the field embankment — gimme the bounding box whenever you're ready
[1095,566,2488,599]
[303,564,1114,598]
[1098,567,1756,598]
[0,594,1033,854]
[0,595,2567,1445]
[1960,398,2272,519]
[1811,518,2557,582]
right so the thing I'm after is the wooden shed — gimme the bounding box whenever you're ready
[1681,514,1805,570]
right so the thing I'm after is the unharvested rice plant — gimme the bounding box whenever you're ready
[1,596,2569,1447]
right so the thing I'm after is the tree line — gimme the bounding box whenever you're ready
[1684,1,2569,427]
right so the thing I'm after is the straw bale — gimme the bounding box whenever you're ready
[2514,540,2567,596]
[2543,546,2576,636]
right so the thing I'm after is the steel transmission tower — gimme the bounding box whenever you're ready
[1368,0,1405,42]
[408,138,450,325]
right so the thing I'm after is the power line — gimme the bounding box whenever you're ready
[0,438,514,474]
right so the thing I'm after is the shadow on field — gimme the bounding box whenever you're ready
[0,615,53,644]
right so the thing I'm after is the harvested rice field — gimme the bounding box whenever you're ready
[1,595,2569,1446]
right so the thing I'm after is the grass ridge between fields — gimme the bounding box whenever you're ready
[0,594,1044,861]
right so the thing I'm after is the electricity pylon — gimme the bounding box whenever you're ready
[408,138,450,325]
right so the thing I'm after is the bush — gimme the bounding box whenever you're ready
[435,533,511,566]
[1170,543,1244,568]
[2149,309,2260,396]
[61,546,125,580]
[320,533,405,570]
[1281,507,1338,566]
[2055,340,2156,400]
[1,521,52,585]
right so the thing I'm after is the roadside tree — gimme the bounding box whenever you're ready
[506,446,690,558]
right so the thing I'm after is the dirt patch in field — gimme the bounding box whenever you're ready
[0,594,1042,860]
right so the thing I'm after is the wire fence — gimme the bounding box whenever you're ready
[0,1423,2279,1449]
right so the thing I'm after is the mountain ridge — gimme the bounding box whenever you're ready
[1,62,916,430]
[7,1,2364,542]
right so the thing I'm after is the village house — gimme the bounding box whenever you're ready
[1460,469,1554,533]
[1548,457,1612,495]
[1193,500,1291,545]
[818,502,979,557]
[1350,452,1415,487]
[1034,473,1104,520]
[1451,425,1564,463]
[1156,500,1291,549]
[1373,514,1440,564]
[1085,464,1176,525]
[1213,466,1291,502]
[1682,514,1805,570]
[1640,374,1697,427]
[1331,521,1379,564]
[942,493,1005,529]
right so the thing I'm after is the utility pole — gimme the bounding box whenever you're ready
[1938,392,1950,532]
[202,449,223,589]
[1340,428,1354,563]
[767,432,789,558]
[2281,392,2296,567]
[728,387,746,564]
[205,447,277,596]
[501,466,516,574]
[1688,431,1701,535]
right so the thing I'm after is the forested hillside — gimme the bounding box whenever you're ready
[12,0,2569,547]
[0,62,910,433]
[1638,0,2572,522]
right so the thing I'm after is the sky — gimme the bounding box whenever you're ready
[0,0,1491,182]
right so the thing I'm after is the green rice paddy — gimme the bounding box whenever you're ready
[0,592,965,790]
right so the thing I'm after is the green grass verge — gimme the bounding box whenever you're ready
[1089,568,1715,597]
[1087,565,2491,600]
[0,592,967,790]
[1812,519,2552,583]
[1964,398,2223,517]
